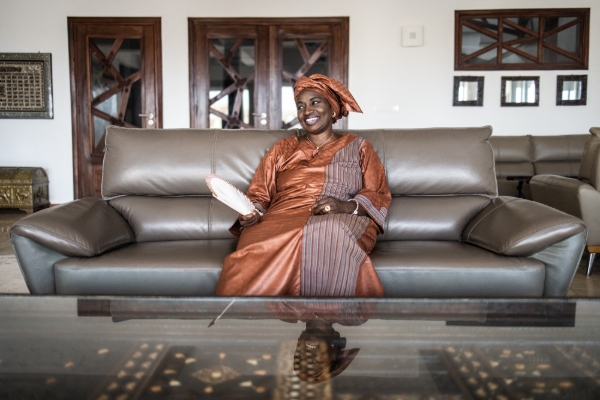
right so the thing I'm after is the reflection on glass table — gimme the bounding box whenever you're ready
[2,296,600,399]
[502,76,539,106]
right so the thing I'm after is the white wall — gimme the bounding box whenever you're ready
[0,0,598,202]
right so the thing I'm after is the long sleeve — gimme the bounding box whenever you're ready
[354,140,391,233]
[228,139,286,238]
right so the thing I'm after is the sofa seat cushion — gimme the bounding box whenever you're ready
[54,240,237,296]
[371,241,545,297]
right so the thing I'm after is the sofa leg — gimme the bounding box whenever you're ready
[588,253,597,276]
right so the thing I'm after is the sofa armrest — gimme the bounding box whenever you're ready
[10,197,135,257]
[462,196,586,257]
[531,174,600,245]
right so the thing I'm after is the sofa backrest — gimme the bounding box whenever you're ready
[579,127,600,189]
[490,133,589,198]
[103,126,496,242]
[531,134,588,176]
[103,127,291,241]
[345,127,496,241]
[489,135,534,178]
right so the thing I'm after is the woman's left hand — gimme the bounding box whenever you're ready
[310,197,355,215]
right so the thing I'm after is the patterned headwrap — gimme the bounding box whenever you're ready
[294,74,362,122]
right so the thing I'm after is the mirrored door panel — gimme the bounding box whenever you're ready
[208,38,257,129]
[280,39,328,129]
[69,18,162,199]
[90,38,143,154]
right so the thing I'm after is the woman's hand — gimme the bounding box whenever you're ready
[310,198,356,215]
[238,210,260,227]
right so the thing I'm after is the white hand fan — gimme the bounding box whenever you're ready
[205,173,262,216]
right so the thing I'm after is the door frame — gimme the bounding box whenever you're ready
[68,17,163,199]
[188,17,349,130]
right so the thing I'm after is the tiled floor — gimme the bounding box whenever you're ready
[1,208,600,296]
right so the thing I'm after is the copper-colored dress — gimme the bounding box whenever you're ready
[215,134,391,297]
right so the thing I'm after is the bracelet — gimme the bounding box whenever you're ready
[348,199,359,215]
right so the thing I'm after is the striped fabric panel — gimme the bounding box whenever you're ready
[319,137,364,201]
[301,214,370,296]
[353,193,388,228]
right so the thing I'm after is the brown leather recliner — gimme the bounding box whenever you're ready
[10,126,587,297]
[531,127,600,275]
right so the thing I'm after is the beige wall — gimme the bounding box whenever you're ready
[0,0,598,202]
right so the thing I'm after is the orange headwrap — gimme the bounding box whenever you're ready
[294,74,362,122]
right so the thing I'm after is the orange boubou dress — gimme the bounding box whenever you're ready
[215,134,391,297]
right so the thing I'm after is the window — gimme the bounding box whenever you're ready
[455,9,589,70]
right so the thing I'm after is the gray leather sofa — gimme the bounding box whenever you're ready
[10,126,587,297]
[490,134,589,199]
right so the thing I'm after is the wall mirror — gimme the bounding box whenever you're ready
[557,75,587,106]
[501,76,539,106]
[453,76,484,106]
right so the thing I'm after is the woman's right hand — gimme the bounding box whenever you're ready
[238,210,260,228]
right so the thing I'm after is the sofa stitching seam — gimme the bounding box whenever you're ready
[500,222,584,254]
[465,200,513,241]
[14,225,94,256]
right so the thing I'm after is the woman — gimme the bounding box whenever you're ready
[215,74,391,297]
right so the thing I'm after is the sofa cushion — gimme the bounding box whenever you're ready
[371,241,545,297]
[110,196,237,242]
[462,197,586,257]
[490,135,532,163]
[54,240,237,295]
[10,198,134,257]
[382,195,489,241]
[102,127,292,199]
[531,134,588,176]
[348,127,497,197]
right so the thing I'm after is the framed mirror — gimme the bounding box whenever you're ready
[557,75,587,106]
[453,76,484,106]
[455,9,590,70]
[501,76,539,106]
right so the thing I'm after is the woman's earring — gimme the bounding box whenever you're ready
[331,112,336,118]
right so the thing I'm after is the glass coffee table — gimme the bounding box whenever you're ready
[1,296,600,399]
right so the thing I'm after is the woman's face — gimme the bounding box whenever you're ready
[295,90,333,134]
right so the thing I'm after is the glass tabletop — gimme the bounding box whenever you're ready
[1,296,599,399]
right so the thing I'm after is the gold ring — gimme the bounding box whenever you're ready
[324,205,331,212]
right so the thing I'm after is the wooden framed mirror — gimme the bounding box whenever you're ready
[455,8,590,70]
[453,76,484,106]
[501,76,539,106]
[556,75,587,106]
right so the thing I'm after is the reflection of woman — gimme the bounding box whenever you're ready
[215,74,391,297]
[270,301,373,383]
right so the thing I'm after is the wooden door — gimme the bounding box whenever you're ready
[68,18,162,199]
[189,18,349,130]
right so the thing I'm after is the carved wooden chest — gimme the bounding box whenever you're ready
[0,167,49,213]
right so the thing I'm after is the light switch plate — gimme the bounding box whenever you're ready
[401,25,424,47]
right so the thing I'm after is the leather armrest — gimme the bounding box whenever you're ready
[10,197,135,257]
[462,196,586,257]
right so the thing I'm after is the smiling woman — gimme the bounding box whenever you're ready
[215,74,391,297]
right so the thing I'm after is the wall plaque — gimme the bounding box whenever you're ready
[0,53,53,119]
